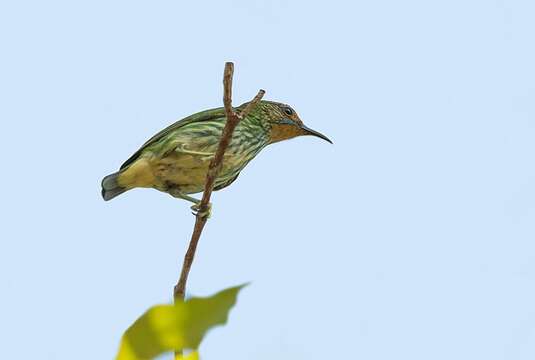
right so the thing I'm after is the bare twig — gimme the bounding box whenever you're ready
[173,62,265,301]
[238,89,266,119]
[223,62,234,120]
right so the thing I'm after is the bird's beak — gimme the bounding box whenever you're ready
[300,124,333,144]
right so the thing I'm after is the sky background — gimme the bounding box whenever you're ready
[1,0,534,359]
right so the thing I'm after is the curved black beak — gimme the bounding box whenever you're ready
[300,124,333,144]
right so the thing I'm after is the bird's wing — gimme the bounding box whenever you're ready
[214,172,240,191]
[120,107,227,170]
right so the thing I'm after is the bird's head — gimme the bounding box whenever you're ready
[253,101,332,144]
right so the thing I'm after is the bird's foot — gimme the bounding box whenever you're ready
[191,202,212,218]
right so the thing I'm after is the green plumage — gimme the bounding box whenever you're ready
[101,100,331,205]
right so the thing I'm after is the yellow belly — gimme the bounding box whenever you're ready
[117,152,245,194]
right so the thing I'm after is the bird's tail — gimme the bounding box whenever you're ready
[101,171,128,201]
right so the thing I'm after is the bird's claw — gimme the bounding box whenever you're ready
[191,202,212,218]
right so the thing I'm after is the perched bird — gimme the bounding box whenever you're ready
[101,100,331,213]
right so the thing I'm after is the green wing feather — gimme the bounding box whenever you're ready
[120,107,227,170]
[213,172,240,191]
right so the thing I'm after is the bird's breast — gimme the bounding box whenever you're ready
[150,140,266,194]
[129,119,270,194]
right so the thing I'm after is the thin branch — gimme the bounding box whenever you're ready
[173,62,265,301]
[223,62,234,120]
[238,89,266,119]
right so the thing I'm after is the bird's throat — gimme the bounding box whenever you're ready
[269,124,302,144]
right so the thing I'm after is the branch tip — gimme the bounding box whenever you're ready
[239,89,266,119]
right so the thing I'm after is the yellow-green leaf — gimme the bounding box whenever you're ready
[116,285,246,360]
[176,350,200,360]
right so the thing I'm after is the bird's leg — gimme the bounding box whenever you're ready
[169,188,200,204]
[168,187,212,218]
[190,202,212,219]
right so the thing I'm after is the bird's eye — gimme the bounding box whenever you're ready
[283,107,293,116]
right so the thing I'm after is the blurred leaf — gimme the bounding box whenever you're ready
[176,350,200,360]
[116,285,246,360]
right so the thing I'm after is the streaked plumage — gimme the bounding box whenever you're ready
[101,100,331,204]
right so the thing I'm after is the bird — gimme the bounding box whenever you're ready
[101,100,331,215]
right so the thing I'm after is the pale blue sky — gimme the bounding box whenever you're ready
[1,0,534,359]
